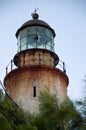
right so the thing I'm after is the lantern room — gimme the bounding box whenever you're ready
[16,12,55,53]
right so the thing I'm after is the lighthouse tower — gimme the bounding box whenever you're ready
[4,11,69,113]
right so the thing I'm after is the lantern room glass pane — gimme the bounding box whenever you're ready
[17,26,54,52]
[20,30,26,39]
[46,29,53,38]
[20,38,26,44]
[28,34,36,43]
[21,45,27,50]
[27,27,36,34]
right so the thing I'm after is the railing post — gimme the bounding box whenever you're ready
[63,62,66,73]
[6,67,8,75]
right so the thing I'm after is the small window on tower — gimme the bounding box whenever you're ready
[33,86,36,97]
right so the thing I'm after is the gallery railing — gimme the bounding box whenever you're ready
[5,59,66,75]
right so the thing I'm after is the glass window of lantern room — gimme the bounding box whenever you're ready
[46,29,53,38]
[36,26,46,34]
[20,30,26,39]
[20,38,27,51]
[27,27,37,34]
[45,29,54,51]
[27,34,37,48]
[46,37,52,51]
[26,26,54,51]
[17,30,27,51]
[27,27,36,48]
[27,26,46,49]
[36,27,46,48]
[37,34,46,48]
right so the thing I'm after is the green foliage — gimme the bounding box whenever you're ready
[36,88,86,130]
[0,90,37,130]
[0,113,13,130]
[0,87,86,130]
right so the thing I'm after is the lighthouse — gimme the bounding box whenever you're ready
[4,11,69,113]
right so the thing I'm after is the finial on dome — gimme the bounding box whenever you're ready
[31,8,39,19]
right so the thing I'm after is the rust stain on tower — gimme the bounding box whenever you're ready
[4,11,69,113]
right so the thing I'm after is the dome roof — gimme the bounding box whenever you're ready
[16,13,56,37]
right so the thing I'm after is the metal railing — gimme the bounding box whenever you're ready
[57,59,66,73]
[5,59,66,75]
[6,60,16,75]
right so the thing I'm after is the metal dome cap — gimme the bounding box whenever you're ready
[16,12,56,37]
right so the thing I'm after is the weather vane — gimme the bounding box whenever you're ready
[34,8,39,13]
[31,8,39,19]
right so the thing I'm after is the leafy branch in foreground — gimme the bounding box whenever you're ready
[0,86,86,130]
[0,89,37,130]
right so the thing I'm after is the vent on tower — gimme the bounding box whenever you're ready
[33,86,36,97]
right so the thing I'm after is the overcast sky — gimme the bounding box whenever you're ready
[0,0,86,100]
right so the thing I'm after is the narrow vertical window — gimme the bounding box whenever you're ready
[33,86,36,97]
